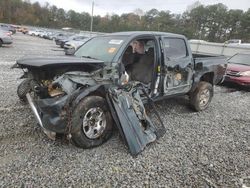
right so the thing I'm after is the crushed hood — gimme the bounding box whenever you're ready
[16,56,104,68]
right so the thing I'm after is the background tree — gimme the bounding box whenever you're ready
[0,0,248,42]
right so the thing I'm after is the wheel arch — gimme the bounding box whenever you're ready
[71,85,108,108]
[200,72,214,85]
[190,71,214,93]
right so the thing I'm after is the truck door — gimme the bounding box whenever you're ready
[161,37,194,95]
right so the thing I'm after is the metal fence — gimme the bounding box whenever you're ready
[190,41,250,57]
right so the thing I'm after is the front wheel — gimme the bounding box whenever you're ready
[17,79,32,102]
[71,96,113,149]
[190,81,213,111]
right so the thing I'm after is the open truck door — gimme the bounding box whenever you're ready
[107,82,165,156]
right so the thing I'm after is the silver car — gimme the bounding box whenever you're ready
[64,38,89,55]
[0,29,13,47]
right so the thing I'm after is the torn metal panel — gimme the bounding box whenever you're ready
[52,66,118,94]
[53,71,97,94]
[108,84,157,156]
[36,95,68,133]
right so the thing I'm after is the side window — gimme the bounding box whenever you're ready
[163,38,187,59]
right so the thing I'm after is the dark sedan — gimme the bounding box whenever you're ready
[224,53,250,88]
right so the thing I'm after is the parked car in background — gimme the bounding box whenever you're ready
[42,32,54,40]
[37,30,45,37]
[0,29,13,47]
[28,30,44,36]
[225,39,242,44]
[0,23,16,34]
[60,35,87,48]
[28,30,39,36]
[225,39,250,47]
[17,26,29,34]
[64,38,89,55]
[55,33,74,47]
[224,53,250,88]
[189,39,207,43]
[50,32,64,40]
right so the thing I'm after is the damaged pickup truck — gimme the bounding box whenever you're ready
[13,31,227,155]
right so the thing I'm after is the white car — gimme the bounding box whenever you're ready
[0,29,13,47]
[28,30,42,36]
[189,39,207,43]
[64,38,89,55]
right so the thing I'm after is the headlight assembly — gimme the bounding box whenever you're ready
[239,71,250,76]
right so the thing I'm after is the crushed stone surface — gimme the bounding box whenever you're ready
[0,33,249,187]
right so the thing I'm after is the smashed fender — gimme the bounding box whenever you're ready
[108,84,158,156]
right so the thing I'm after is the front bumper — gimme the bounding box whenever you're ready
[26,93,68,134]
[2,37,13,44]
[224,75,250,86]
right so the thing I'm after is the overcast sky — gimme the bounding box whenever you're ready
[29,0,250,16]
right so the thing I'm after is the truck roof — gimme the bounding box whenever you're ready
[106,31,186,39]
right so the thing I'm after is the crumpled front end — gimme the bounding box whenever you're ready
[27,69,114,136]
[25,68,166,155]
[25,92,68,140]
[35,95,69,134]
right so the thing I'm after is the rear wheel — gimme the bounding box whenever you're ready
[190,81,213,111]
[0,39,3,47]
[71,96,113,149]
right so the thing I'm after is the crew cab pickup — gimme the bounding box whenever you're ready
[13,31,227,155]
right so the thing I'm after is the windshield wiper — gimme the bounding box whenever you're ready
[81,55,99,60]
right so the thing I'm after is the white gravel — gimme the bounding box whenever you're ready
[0,33,249,187]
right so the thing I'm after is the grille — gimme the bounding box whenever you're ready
[226,70,240,77]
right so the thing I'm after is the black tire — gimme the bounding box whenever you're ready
[17,79,32,102]
[0,39,3,47]
[71,96,113,149]
[190,81,213,111]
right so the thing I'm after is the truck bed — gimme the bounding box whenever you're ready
[193,53,225,59]
[192,53,227,85]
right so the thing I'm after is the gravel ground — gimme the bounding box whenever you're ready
[0,33,249,187]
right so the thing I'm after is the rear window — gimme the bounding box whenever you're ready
[163,38,187,59]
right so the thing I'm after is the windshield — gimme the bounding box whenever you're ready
[229,54,250,66]
[74,36,126,63]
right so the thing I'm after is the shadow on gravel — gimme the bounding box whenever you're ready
[51,49,64,51]
[152,96,193,114]
[0,45,13,48]
[220,83,250,92]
